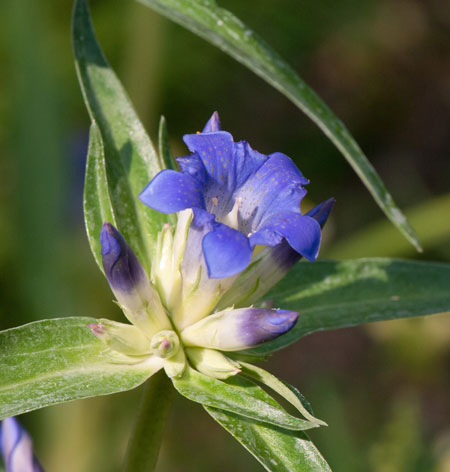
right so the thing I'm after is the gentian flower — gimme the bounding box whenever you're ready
[0,417,44,472]
[91,113,333,380]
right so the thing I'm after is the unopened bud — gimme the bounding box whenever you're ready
[150,330,180,359]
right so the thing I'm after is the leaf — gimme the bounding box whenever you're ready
[84,123,115,271]
[205,376,331,472]
[247,258,450,355]
[172,366,318,431]
[158,115,178,171]
[72,0,172,272]
[0,318,162,419]
[137,0,420,251]
[239,362,326,426]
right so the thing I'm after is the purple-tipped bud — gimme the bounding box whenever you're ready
[100,223,147,298]
[0,417,44,472]
[181,307,299,351]
[99,223,170,336]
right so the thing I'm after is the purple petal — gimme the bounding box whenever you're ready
[183,131,235,188]
[181,307,299,351]
[236,153,309,233]
[202,111,222,132]
[250,213,322,261]
[139,169,205,213]
[1,418,44,472]
[202,223,253,278]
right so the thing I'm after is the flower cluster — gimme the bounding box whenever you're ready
[90,113,334,380]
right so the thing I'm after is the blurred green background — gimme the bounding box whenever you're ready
[1,0,449,470]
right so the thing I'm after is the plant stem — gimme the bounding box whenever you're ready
[123,371,173,472]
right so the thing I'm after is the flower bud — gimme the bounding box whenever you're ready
[150,330,180,359]
[100,222,171,336]
[89,319,151,356]
[181,307,299,351]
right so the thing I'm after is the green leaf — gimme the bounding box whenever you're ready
[72,0,172,272]
[137,0,420,251]
[84,123,115,271]
[248,258,450,355]
[172,366,318,431]
[239,362,325,426]
[158,115,178,171]
[0,318,161,419]
[205,376,331,472]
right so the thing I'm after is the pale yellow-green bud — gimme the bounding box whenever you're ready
[150,330,180,359]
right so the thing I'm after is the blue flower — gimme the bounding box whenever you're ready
[92,114,334,380]
[139,112,330,279]
[0,417,44,472]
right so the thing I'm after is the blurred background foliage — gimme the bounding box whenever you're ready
[0,0,449,470]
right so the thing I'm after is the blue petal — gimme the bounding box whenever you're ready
[250,213,322,261]
[139,169,205,213]
[202,223,252,278]
[232,140,269,189]
[307,197,335,228]
[202,111,222,132]
[236,152,309,232]
[176,154,206,183]
[183,131,235,188]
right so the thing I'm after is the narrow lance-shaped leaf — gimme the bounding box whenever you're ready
[0,318,161,420]
[205,376,331,472]
[158,115,178,171]
[84,122,116,271]
[246,258,450,356]
[137,0,420,251]
[72,0,173,272]
[172,367,318,431]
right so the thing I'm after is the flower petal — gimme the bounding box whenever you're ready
[202,223,253,278]
[181,307,299,351]
[251,213,322,261]
[236,152,309,233]
[306,197,336,227]
[183,131,235,187]
[202,111,222,132]
[139,169,205,213]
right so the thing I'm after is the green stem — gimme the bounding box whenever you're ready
[123,371,173,472]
